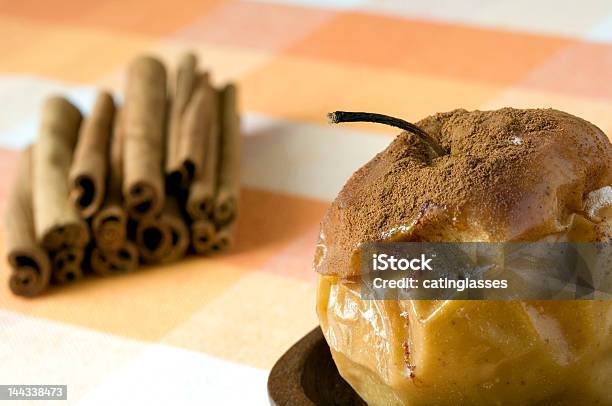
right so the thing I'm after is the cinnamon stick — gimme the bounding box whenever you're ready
[135,197,189,263]
[135,217,172,264]
[51,247,84,284]
[4,147,51,297]
[33,96,90,251]
[159,197,190,263]
[92,108,128,251]
[213,83,240,227]
[90,241,139,275]
[166,52,199,190]
[68,91,115,218]
[191,219,216,255]
[123,56,167,220]
[175,73,216,189]
[186,86,220,220]
[211,223,235,252]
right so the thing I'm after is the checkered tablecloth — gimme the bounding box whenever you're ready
[0,1,610,404]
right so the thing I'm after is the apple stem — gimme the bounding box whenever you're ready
[328,111,445,157]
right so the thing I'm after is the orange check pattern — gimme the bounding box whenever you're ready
[0,1,611,404]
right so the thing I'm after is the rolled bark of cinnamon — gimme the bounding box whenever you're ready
[186,86,220,220]
[92,108,128,251]
[4,147,51,297]
[33,96,90,251]
[159,197,190,263]
[213,83,240,227]
[176,73,216,184]
[68,91,115,218]
[135,197,189,263]
[90,241,139,275]
[135,217,172,264]
[191,219,217,255]
[166,52,199,191]
[51,246,84,284]
[211,223,235,252]
[123,56,167,220]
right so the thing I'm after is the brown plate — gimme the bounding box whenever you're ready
[268,326,366,406]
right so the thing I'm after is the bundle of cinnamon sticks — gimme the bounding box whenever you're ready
[4,53,241,297]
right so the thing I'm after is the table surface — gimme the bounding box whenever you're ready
[0,1,611,405]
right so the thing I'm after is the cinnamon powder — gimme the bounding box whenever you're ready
[316,108,611,278]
